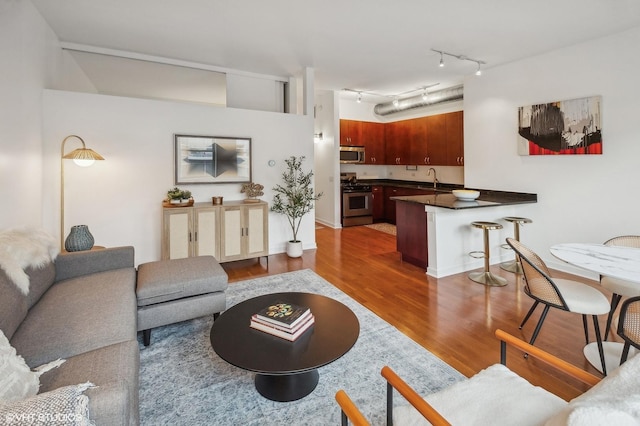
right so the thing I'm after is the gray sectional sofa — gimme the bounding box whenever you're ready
[0,246,139,425]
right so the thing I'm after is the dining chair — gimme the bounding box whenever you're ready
[617,295,640,365]
[601,235,640,340]
[506,238,611,374]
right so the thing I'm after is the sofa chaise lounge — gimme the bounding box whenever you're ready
[1,246,139,425]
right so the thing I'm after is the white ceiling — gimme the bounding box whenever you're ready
[32,0,640,103]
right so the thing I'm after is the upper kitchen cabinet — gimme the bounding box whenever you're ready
[385,120,411,165]
[408,112,463,166]
[361,121,385,164]
[424,114,448,165]
[340,119,362,146]
[339,111,463,166]
[445,111,464,166]
[409,117,428,165]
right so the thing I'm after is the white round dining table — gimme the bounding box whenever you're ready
[550,242,640,374]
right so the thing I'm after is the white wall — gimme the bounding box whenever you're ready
[313,90,341,227]
[226,74,285,113]
[0,0,94,228]
[464,26,640,278]
[41,90,314,265]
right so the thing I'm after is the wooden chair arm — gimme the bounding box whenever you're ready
[379,330,600,426]
[494,329,601,387]
[381,366,451,426]
[335,389,370,426]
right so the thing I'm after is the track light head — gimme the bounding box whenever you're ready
[432,48,486,76]
[392,98,399,107]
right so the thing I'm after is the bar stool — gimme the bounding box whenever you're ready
[500,217,533,274]
[468,221,507,287]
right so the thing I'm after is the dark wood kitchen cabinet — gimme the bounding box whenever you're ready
[445,111,464,166]
[384,121,411,165]
[384,186,434,224]
[409,117,428,165]
[339,111,463,166]
[384,187,403,223]
[361,121,385,164]
[417,112,463,166]
[371,185,385,222]
[423,114,448,165]
[340,119,362,146]
[395,200,428,269]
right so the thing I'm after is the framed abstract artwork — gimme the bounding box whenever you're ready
[174,134,252,184]
[517,96,602,155]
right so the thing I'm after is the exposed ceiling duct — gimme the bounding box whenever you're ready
[374,85,464,116]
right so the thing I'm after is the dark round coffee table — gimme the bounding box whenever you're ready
[210,292,359,402]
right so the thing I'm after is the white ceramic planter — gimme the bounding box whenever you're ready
[286,241,303,258]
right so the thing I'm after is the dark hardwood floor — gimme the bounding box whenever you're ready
[222,223,613,401]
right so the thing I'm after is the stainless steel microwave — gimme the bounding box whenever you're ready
[340,146,365,164]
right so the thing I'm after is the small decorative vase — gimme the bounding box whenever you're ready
[286,241,303,258]
[65,225,95,252]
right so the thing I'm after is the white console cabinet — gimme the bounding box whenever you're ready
[162,201,268,262]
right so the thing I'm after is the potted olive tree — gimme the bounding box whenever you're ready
[271,156,323,257]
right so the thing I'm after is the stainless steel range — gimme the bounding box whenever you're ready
[340,173,373,227]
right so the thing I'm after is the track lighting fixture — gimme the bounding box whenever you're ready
[431,48,486,76]
[343,83,439,106]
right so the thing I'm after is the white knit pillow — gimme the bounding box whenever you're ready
[0,383,95,426]
[0,330,65,402]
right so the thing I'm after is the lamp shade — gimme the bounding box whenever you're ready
[63,147,105,167]
[62,147,105,161]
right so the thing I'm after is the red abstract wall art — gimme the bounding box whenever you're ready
[518,96,602,155]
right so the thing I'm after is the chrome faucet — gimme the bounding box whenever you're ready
[427,168,439,189]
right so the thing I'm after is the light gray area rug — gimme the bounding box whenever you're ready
[138,269,464,425]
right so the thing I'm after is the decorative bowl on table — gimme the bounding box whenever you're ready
[452,189,480,201]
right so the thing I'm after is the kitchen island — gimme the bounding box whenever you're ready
[391,190,537,278]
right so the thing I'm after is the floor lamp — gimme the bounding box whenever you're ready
[60,135,105,250]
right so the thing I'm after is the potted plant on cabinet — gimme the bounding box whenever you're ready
[167,187,184,204]
[165,187,193,206]
[271,156,323,257]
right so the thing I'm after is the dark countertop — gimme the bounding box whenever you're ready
[357,178,462,192]
[371,179,537,209]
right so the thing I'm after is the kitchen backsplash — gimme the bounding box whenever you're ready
[340,164,464,185]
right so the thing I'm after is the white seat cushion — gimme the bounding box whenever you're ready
[394,364,567,426]
[601,276,640,298]
[554,279,610,315]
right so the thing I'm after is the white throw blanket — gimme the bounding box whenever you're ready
[546,352,640,425]
[394,363,567,425]
[0,227,58,295]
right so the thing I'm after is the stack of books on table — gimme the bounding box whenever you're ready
[250,302,315,341]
